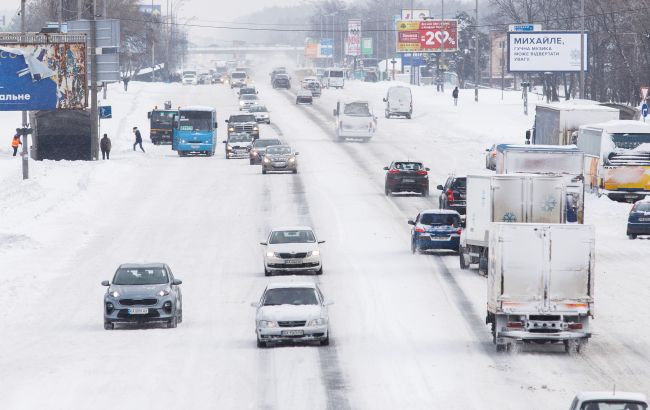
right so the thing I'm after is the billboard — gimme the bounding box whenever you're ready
[396,20,458,53]
[361,38,373,56]
[401,9,430,20]
[318,38,333,58]
[347,19,361,56]
[304,39,318,58]
[0,43,87,111]
[508,31,588,72]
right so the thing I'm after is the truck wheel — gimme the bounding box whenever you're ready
[104,321,114,330]
[264,267,271,277]
[628,234,637,240]
[478,250,488,276]
[459,248,469,269]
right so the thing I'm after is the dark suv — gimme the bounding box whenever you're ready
[225,114,259,139]
[384,161,430,196]
[437,175,466,215]
[272,74,291,89]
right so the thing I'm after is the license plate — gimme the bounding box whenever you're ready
[281,330,304,336]
[419,233,430,238]
[432,236,451,240]
[128,308,149,315]
[285,259,302,264]
[273,162,287,167]
[402,179,415,183]
[639,217,650,222]
[191,145,199,149]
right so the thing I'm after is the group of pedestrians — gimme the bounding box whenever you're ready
[10,127,144,159]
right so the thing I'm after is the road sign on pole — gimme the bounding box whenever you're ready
[642,103,648,122]
[99,106,112,119]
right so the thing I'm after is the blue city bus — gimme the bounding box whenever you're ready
[172,106,217,156]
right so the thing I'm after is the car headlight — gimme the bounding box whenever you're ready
[252,151,258,156]
[226,144,232,151]
[309,250,320,257]
[308,318,326,326]
[110,291,120,298]
[263,157,271,163]
[288,157,296,163]
[228,127,235,132]
[258,320,278,328]
[158,289,170,297]
[266,251,275,257]
[253,126,258,131]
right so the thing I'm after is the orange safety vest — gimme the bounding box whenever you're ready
[11,137,20,148]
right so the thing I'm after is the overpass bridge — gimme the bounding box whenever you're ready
[187,45,303,55]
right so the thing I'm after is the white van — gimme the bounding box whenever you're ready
[333,100,377,142]
[323,68,345,89]
[383,86,412,119]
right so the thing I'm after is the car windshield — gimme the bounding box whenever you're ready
[580,401,647,410]
[232,72,246,79]
[275,74,289,79]
[178,111,213,131]
[250,106,267,112]
[420,213,460,227]
[343,102,371,116]
[267,146,291,155]
[240,88,255,94]
[263,288,319,306]
[394,162,422,170]
[307,83,320,89]
[241,95,257,100]
[254,139,281,148]
[151,110,175,127]
[269,230,316,244]
[113,268,169,285]
[229,134,252,143]
[633,202,650,212]
[452,178,467,190]
[230,115,256,123]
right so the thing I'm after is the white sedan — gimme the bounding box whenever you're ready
[252,282,331,347]
[260,226,324,275]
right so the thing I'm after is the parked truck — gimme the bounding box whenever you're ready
[530,101,619,145]
[459,174,568,274]
[487,223,595,353]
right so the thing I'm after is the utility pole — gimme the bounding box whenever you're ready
[440,0,445,92]
[20,0,29,179]
[77,0,82,19]
[410,0,416,85]
[90,0,99,160]
[102,0,107,99]
[151,0,155,82]
[58,0,63,31]
[579,0,585,98]
[474,0,479,102]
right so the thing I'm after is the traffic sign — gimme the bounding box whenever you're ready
[508,24,542,32]
[99,106,112,119]
[642,103,648,121]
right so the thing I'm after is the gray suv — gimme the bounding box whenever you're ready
[102,263,183,330]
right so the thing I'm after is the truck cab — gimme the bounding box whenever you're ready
[333,100,377,142]
[147,107,177,145]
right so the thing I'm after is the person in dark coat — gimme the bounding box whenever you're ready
[133,127,145,152]
[452,86,459,106]
[123,76,130,91]
[100,133,112,160]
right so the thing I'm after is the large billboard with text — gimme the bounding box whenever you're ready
[508,31,588,72]
[0,43,87,111]
[396,20,458,53]
[346,19,361,56]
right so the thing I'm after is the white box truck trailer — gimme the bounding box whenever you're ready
[487,223,595,352]
[531,102,619,145]
[460,174,567,274]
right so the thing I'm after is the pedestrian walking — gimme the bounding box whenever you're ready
[11,133,21,156]
[123,76,130,91]
[452,86,459,106]
[132,127,145,152]
[100,133,112,160]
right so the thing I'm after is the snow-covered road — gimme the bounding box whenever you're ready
[1,68,649,409]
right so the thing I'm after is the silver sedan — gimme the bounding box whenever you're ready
[252,282,331,347]
[262,145,299,174]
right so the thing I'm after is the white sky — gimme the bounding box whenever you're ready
[174,0,306,23]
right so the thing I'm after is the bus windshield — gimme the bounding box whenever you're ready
[178,111,213,131]
[611,133,650,150]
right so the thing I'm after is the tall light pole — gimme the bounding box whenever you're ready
[474,0,479,102]
[20,0,29,179]
[579,0,585,98]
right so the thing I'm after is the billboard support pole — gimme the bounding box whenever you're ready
[474,0,479,102]
[20,0,29,180]
[440,0,444,92]
[90,0,99,160]
[579,0,585,98]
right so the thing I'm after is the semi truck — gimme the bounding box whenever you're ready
[529,101,619,145]
[487,223,595,353]
[459,174,568,274]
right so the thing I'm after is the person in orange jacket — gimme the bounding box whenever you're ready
[11,133,21,156]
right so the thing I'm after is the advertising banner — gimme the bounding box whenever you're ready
[508,31,588,72]
[401,9,430,20]
[0,43,87,111]
[318,38,333,58]
[396,20,458,53]
[361,38,373,55]
[304,39,318,58]
[347,19,361,56]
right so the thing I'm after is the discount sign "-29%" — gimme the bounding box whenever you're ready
[396,20,458,53]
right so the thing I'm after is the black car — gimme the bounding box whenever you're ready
[273,74,291,89]
[225,114,259,139]
[249,138,282,165]
[437,175,466,215]
[627,199,650,239]
[384,161,430,196]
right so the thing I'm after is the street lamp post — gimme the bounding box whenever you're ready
[474,0,479,102]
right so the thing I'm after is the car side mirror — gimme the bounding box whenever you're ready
[250,302,259,308]
[425,167,430,171]
[172,279,183,285]
[383,166,389,171]
[407,220,416,225]
[214,122,218,128]
[260,242,267,246]
[436,185,444,190]
[225,120,229,123]
[382,98,387,102]
[223,140,227,143]
[294,152,299,155]
[318,240,326,244]
[101,280,110,286]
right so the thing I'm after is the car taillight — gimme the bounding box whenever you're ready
[415,227,425,233]
[416,170,428,175]
[568,323,583,330]
[388,169,400,174]
[506,321,523,328]
[447,189,454,201]
[456,228,462,235]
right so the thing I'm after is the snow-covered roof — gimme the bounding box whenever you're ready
[575,391,648,404]
[420,209,462,216]
[579,120,650,134]
[537,100,618,112]
[179,105,215,112]
[270,226,314,232]
[497,144,581,153]
[118,262,166,269]
[267,281,317,289]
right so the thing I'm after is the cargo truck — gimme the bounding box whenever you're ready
[487,223,595,353]
[459,174,568,274]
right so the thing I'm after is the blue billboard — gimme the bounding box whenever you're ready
[319,38,333,58]
[0,44,87,111]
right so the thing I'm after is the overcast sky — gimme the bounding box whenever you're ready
[175,0,307,23]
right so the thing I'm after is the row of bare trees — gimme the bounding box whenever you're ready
[11,0,187,80]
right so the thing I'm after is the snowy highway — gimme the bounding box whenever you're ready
[2,67,650,409]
